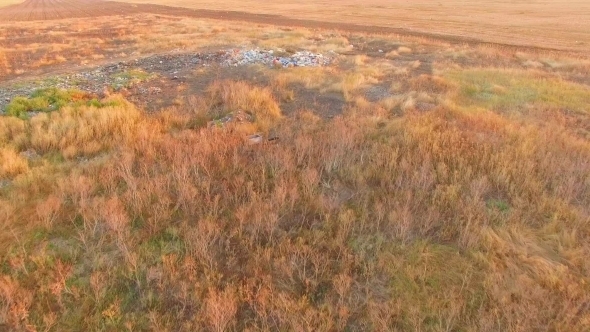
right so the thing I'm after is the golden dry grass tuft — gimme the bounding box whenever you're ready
[0,147,28,178]
[207,80,282,131]
[1,95,140,159]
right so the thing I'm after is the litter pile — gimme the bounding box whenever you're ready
[221,48,332,68]
[1,48,334,112]
[207,110,253,128]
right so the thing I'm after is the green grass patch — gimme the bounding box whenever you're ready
[110,69,156,90]
[445,69,590,113]
[4,88,121,119]
[381,241,485,330]
[486,198,510,213]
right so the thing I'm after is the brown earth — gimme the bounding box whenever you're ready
[0,0,149,20]
[121,0,590,53]
[0,0,588,55]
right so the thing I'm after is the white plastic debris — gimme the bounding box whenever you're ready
[220,48,332,68]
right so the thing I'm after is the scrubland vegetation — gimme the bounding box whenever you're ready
[2,65,590,330]
[1,4,590,331]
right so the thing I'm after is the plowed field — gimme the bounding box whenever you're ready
[123,0,590,53]
[0,0,148,20]
[1,0,589,53]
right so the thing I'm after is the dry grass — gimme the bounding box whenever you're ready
[1,8,590,331]
[445,69,590,113]
[207,80,281,131]
[0,73,589,330]
[1,94,139,159]
[272,67,338,91]
[0,147,28,177]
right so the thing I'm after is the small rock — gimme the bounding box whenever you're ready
[247,134,263,145]
[148,87,162,94]
[20,149,39,160]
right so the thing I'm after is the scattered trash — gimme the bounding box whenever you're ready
[208,110,253,128]
[221,48,332,68]
[20,149,39,160]
[246,134,280,145]
[1,48,333,111]
[26,111,41,118]
[148,87,162,94]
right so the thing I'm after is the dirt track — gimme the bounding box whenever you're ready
[0,0,586,55]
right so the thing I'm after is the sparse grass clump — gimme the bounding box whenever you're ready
[272,67,337,90]
[207,80,281,131]
[110,69,156,90]
[1,93,138,160]
[28,95,139,158]
[445,69,590,113]
[0,146,28,178]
